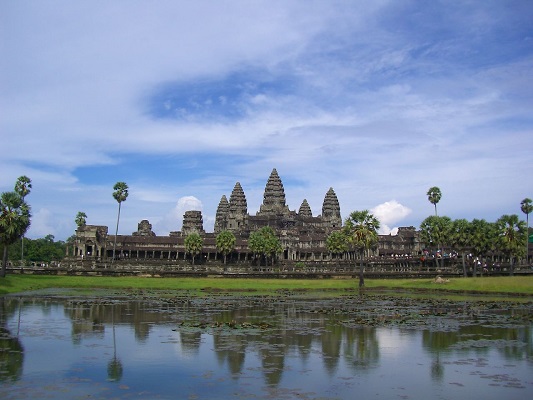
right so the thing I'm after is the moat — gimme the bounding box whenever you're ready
[1,290,532,399]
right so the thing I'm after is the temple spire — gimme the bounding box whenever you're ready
[258,168,289,215]
[322,187,341,228]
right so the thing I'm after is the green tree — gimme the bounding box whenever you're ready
[248,226,281,266]
[14,176,31,264]
[520,198,532,262]
[75,211,87,228]
[449,218,470,277]
[326,230,349,267]
[216,230,236,265]
[0,191,31,277]
[426,186,442,217]
[419,216,452,270]
[343,210,380,288]
[112,182,129,262]
[469,219,496,277]
[184,232,203,265]
[496,214,526,276]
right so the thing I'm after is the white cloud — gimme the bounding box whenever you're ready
[371,201,412,235]
[154,196,203,235]
[1,1,532,241]
[28,208,55,238]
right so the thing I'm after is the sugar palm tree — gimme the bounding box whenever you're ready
[496,214,526,276]
[216,230,236,265]
[112,182,128,263]
[75,211,87,228]
[419,216,452,271]
[185,232,203,265]
[469,219,496,277]
[520,198,532,263]
[0,191,31,278]
[343,210,380,288]
[449,218,470,277]
[427,187,442,217]
[14,176,31,265]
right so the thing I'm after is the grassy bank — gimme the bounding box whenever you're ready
[1,274,532,296]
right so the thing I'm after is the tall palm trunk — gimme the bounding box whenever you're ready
[112,202,121,263]
[1,246,8,278]
[359,250,365,288]
[526,214,530,265]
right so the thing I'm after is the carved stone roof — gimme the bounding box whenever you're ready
[322,187,341,226]
[258,168,289,215]
[298,199,312,217]
[229,182,247,214]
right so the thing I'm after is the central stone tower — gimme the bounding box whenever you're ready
[257,168,290,216]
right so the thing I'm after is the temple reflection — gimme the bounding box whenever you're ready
[2,296,531,389]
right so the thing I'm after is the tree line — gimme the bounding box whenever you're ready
[1,235,66,265]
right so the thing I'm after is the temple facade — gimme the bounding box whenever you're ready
[71,168,421,264]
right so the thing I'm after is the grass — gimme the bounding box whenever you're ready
[1,274,532,296]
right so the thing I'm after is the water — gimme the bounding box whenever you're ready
[1,293,532,399]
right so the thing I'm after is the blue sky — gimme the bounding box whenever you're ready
[1,0,532,240]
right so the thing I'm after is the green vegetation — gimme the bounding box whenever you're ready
[1,184,32,277]
[1,235,66,265]
[342,210,380,287]
[215,230,236,264]
[1,275,532,296]
[248,226,282,266]
[185,232,204,265]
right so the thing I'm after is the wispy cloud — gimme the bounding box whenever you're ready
[1,1,532,240]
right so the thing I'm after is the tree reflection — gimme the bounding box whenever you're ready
[344,326,379,371]
[321,323,342,376]
[107,304,123,382]
[0,298,24,382]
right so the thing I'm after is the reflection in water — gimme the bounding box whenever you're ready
[0,294,531,399]
[0,298,24,382]
[107,304,123,382]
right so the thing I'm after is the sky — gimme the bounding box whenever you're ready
[1,0,532,241]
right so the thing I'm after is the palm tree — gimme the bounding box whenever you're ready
[75,211,87,228]
[419,216,452,271]
[449,218,470,277]
[343,210,380,288]
[216,230,236,265]
[0,191,31,278]
[112,182,128,263]
[14,176,31,265]
[469,219,496,277]
[427,187,442,217]
[184,232,203,265]
[496,214,526,276]
[520,198,532,263]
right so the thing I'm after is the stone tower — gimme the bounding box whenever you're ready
[182,210,205,235]
[298,199,312,217]
[132,219,156,236]
[322,187,342,228]
[258,168,290,216]
[227,182,248,232]
[214,195,229,234]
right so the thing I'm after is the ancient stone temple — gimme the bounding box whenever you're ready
[132,220,156,237]
[70,168,421,265]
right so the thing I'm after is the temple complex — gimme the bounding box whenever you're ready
[71,168,421,265]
